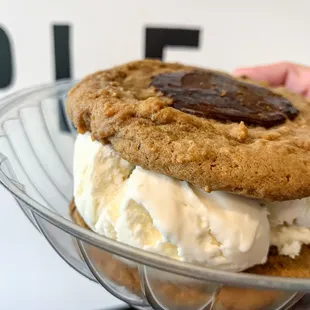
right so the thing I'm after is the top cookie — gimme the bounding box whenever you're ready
[67,60,310,201]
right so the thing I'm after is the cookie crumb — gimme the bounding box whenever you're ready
[204,185,212,193]
[220,90,227,97]
[230,121,248,142]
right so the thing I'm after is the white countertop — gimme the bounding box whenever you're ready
[0,185,125,310]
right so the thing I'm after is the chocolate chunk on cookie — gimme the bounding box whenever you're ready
[152,70,298,128]
[67,60,310,201]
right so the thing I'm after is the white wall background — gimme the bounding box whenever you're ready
[0,1,309,309]
[0,0,310,97]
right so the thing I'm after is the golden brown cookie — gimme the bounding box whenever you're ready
[67,59,310,201]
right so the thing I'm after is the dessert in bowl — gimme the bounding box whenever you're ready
[65,60,310,309]
[0,60,310,310]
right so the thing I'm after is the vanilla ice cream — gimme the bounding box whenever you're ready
[267,199,310,258]
[74,133,134,238]
[74,133,270,272]
[73,133,310,271]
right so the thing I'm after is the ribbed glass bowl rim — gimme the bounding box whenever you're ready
[1,81,310,292]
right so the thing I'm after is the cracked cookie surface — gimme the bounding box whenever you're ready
[67,59,310,201]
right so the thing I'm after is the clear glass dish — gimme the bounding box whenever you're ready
[0,81,309,310]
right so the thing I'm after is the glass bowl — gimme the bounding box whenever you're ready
[0,81,309,310]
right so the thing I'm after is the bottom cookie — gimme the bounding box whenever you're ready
[70,199,305,310]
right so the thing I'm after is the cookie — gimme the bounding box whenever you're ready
[67,60,310,201]
[69,200,301,310]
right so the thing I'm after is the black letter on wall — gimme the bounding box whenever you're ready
[144,27,200,60]
[0,26,13,88]
[53,25,72,80]
[53,24,73,132]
